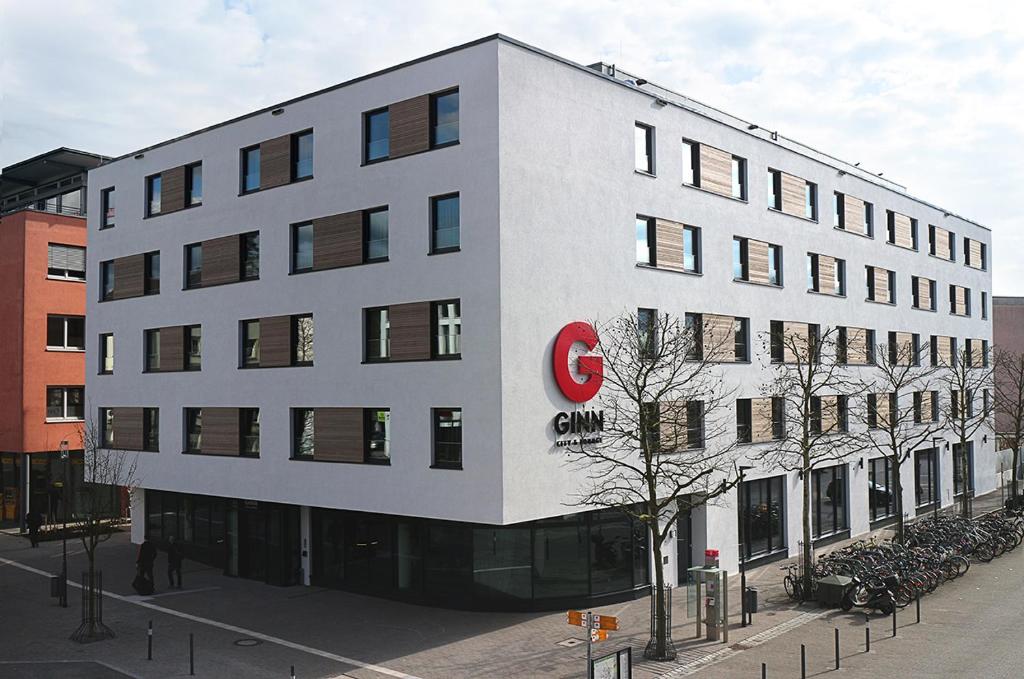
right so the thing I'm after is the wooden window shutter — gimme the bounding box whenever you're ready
[846,327,869,364]
[259,315,293,367]
[751,398,776,443]
[936,336,953,366]
[782,322,810,363]
[201,408,240,455]
[818,256,836,294]
[933,227,951,259]
[653,218,686,271]
[920,391,933,420]
[892,212,913,248]
[954,286,968,314]
[259,134,292,189]
[313,211,363,270]
[703,314,737,362]
[820,396,840,433]
[873,268,890,302]
[112,408,144,451]
[160,166,187,213]
[313,408,364,463]
[658,400,688,452]
[389,95,431,158]
[875,393,891,427]
[780,173,806,217]
[894,332,914,364]
[159,326,185,372]
[389,301,432,361]
[968,240,984,268]
[970,338,984,366]
[698,144,732,196]
[201,234,241,286]
[843,195,866,235]
[917,277,932,309]
[747,239,771,284]
[113,254,146,299]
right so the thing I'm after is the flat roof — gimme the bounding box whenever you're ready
[1,147,110,198]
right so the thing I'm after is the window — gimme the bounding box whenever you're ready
[683,225,700,273]
[732,156,747,199]
[292,408,315,458]
[833,192,843,228]
[812,465,847,539]
[240,409,260,456]
[686,401,705,449]
[292,314,314,365]
[46,386,84,421]
[913,391,939,424]
[916,448,938,507]
[431,90,459,147]
[681,140,698,186]
[864,202,874,237]
[101,261,114,300]
[100,408,114,447]
[47,244,86,281]
[736,397,784,443]
[953,443,975,498]
[433,408,462,468]
[187,325,202,370]
[431,194,460,253]
[635,216,653,265]
[365,307,390,361]
[868,457,896,522]
[291,222,314,272]
[46,315,85,350]
[99,333,114,374]
[981,291,988,320]
[241,146,260,193]
[145,329,160,372]
[185,243,202,289]
[638,308,657,358]
[365,408,391,463]
[241,231,260,280]
[241,320,260,367]
[364,207,390,261]
[143,408,159,452]
[733,237,747,280]
[740,476,785,559]
[734,317,750,361]
[805,181,817,220]
[768,244,782,285]
[810,395,849,434]
[187,162,203,206]
[101,188,115,228]
[292,131,314,180]
[145,252,160,295]
[769,169,782,210]
[433,300,461,358]
[365,109,390,162]
[147,174,162,216]
[807,254,845,295]
[185,408,202,452]
[634,123,654,173]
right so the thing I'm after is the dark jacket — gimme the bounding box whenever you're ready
[167,542,184,568]
[137,540,157,566]
[26,512,42,530]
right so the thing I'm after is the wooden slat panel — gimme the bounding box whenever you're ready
[389,95,430,158]
[159,326,184,372]
[202,234,240,286]
[920,391,933,420]
[313,211,363,270]
[747,239,771,284]
[260,134,292,189]
[843,195,866,235]
[846,327,870,364]
[113,254,145,299]
[894,332,914,364]
[780,172,807,217]
[873,268,890,303]
[698,144,732,196]
[160,165,186,213]
[818,256,836,295]
[112,408,144,451]
[259,315,292,367]
[917,277,932,309]
[821,396,840,433]
[201,408,240,455]
[875,393,891,427]
[968,239,984,269]
[953,286,968,315]
[969,339,984,366]
[892,212,914,248]
[936,336,953,366]
[933,226,951,259]
[751,398,776,443]
[703,314,737,362]
[654,218,685,271]
[783,321,810,363]
[313,408,364,463]
[658,400,688,452]
[389,301,431,361]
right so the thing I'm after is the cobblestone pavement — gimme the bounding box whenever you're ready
[0,490,1009,678]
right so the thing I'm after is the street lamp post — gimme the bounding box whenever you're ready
[738,465,753,627]
[59,439,69,608]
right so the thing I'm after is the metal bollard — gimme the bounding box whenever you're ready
[189,633,195,676]
[801,644,806,679]
[865,618,870,652]
[291,665,296,679]
[148,620,153,661]
[892,605,897,638]
[916,592,921,624]
[761,661,766,679]
[834,627,840,669]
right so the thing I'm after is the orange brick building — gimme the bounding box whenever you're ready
[0,149,107,528]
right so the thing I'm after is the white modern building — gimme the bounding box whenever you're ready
[85,35,993,608]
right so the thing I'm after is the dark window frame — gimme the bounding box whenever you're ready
[291,222,314,273]
[430,193,461,254]
[240,145,261,194]
[144,251,160,295]
[185,325,202,371]
[364,306,390,362]
[635,122,655,174]
[431,407,463,469]
[143,407,160,452]
[363,107,390,164]
[291,129,314,181]
[100,187,115,229]
[186,162,203,207]
[431,299,461,360]
[240,231,260,281]
[146,173,162,217]
[364,206,390,263]
[430,88,460,149]
[98,333,114,375]
[364,407,391,464]
[184,242,202,289]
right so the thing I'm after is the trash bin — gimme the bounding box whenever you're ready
[50,576,61,598]
[816,574,852,607]
[745,587,758,614]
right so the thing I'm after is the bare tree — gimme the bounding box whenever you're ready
[755,324,860,598]
[938,342,994,517]
[564,311,740,661]
[994,348,1024,504]
[73,416,139,641]
[850,335,942,543]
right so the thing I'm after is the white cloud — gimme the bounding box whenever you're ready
[2,0,1022,291]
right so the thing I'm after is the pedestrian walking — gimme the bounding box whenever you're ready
[137,536,157,586]
[167,536,184,589]
[26,510,42,548]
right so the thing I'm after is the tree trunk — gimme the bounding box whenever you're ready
[802,463,812,599]
[959,448,971,517]
[651,533,667,658]
[1013,447,1020,502]
[893,455,905,542]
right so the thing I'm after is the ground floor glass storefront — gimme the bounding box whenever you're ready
[1,451,122,527]
[740,475,786,560]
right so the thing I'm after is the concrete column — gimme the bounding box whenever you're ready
[130,488,145,544]
[300,505,311,586]
[20,455,30,532]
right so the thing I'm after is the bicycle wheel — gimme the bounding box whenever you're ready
[784,575,797,600]
[975,542,995,563]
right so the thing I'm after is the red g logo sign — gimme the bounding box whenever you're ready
[553,322,603,403]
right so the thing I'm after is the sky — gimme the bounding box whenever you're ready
[2,0,1023,292]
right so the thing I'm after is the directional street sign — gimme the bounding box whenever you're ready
[567,610,585,626]
[590,629,608,642]
[591,614,619,631]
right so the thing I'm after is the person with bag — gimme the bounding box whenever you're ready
[167,536,184,589]
[26,511,42,548]
[134,537,157,594]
